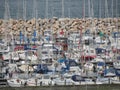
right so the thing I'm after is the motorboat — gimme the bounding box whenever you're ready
[53,76,75,85]
[26,74,55,86]
[26,78,37,86]
[0,45,10,53]
[113,61,120,69]
[7,78,26,87]
[2,52,11,60]
[37,74,55,86]
[84,62,94,70]
[11,52,19,61]
[81,46,96,61]
[18,51,26,60]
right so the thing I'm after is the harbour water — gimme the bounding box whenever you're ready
[0,0,120,19]
[1,84,120,90]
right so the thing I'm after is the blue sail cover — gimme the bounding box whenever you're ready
[35,64,48,74]
[104,68,116,76]
[57,58,79,73]
[24,44,30,50]
[24,36,28,44]
[45,36,51,41]
[27,38,30,44]
[32,30,37,42]
[112,32,120,38]
[57,58,66,63]
[20,31,23,43]
[95,48,106,54]
[65,59,78,67]
[72,75,85,82]
[32,38,37,42]
[57,58,69,72]
[97,62,105,66]
[20,31,23,39]
[85,29,91,35]
[33,30,37,37]
[115,69,120,76]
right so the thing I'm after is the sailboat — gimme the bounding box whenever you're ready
[7,0,27,87]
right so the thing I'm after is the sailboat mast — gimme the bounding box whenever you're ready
[68,8,70,18]
[4,0,10,21]
[88,0,91,18]
[82,0,85,18]
[116,0,118,18]
[46,0,48,19]
[62,0,64,18]
[111,0,113,18]
[105,0,109,18]
[23,0,26,21]
[17,0,20,20]
[99,0,101,18]
[4,0,11,63]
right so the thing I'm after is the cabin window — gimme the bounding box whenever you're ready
[91,50,94,53]
[43,75,50,79]
[86,50,88,53]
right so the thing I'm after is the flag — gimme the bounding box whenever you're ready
[60,29,64,35]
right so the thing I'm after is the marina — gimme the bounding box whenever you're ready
[0,0,120,90]
[0,17,120,87]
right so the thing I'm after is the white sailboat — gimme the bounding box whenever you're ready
[7,78,26,87]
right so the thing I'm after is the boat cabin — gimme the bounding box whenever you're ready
[55,37,68,51]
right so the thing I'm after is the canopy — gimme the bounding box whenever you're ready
[99,31,104,37]
[115,69,120,76]
[19,65,34,72]
[104,68,116,77]
[71,75,84,82]
[33,30,37,37]
[97,62,105,66]
[57,58,66,63]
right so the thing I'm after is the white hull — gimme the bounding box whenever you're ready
[7,79,25,87]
